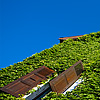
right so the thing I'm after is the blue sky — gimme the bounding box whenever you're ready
[0,0,100,69]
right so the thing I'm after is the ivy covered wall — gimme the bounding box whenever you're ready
[0,32,100,99]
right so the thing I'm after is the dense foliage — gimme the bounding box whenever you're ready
[0,32,100,99]
[43,59,100,100]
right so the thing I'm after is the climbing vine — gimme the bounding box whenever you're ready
[0,31,100,99]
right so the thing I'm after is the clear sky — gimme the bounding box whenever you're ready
[0,0,100,69]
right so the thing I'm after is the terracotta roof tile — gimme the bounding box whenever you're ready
[59,35,83,40]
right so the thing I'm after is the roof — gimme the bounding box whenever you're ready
[1,32,100,99]
[59,35,83,40]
